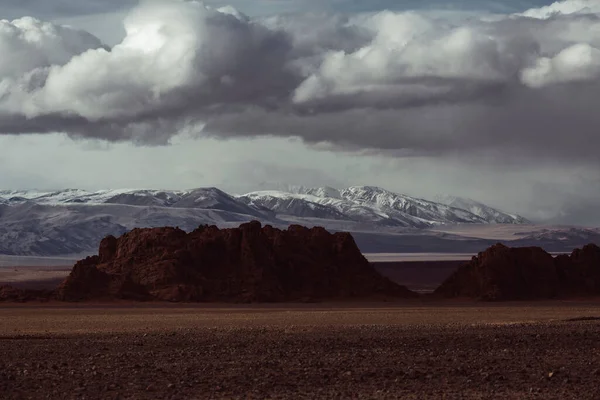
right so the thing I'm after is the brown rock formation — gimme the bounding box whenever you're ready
[556,243,600,295]
[56,221,416,302]
[435,243,600,300]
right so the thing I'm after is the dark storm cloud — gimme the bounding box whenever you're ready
[1,0,600,162]
[201,80,600,163]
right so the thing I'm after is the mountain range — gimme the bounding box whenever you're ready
[0,185,596,257]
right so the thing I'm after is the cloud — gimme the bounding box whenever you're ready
[0,17,105,78]
[0,0,301,143]
[2,0,138,20]
[520,43,600,87]
[1,0,600,163]
[519,0,600,18]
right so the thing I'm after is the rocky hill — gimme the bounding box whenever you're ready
[435,243,600,300]
[55,221,416,302]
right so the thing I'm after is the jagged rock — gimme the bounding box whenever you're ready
[435,243,600,300]
[56,221,416,302]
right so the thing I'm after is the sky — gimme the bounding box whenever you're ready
[1,0,600,224]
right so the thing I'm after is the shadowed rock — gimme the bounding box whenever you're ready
[435,243,600,300]
[0,285,52,302]
[56,221,417,302]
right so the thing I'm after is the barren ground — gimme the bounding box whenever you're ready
[373,261,464,293]
[2,302,600,399]
[0,266,71,290]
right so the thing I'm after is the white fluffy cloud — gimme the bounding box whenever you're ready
[520,0,600,18]
[1,0,292,133]
[521,43,600,87]
[291,5,600,104]
[0,17,103,78]
[1,0,600,161]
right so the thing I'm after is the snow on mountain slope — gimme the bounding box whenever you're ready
[0,187,265,217]
[242,186,532,227]
[0,189,178,205]
[434,195,529,224]
[255,186,509,225]
[0,186,527,227]
[98,190,184,207]
[31,189,102,204]
[240,190,417,226]
[238,192,350,221]
[0,202,266,256]
[339,186,488,225]
[0,190,54,202]
[169,188,266,217]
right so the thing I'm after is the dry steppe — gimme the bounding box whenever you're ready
[2,302,600,399]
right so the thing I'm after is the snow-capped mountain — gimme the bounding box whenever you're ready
[340,187,487,225]
[434,195,529,224]
[0,201,263,256]
[0,187,260,213]
[243,186,527,227]
[238,191,349,221]
[0,186,528,226]
[239,190,417,227]
[0,185,533,256]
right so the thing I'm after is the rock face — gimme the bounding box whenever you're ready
[56,221,416,302]
[435,243,600,300]
[556,243,600,295]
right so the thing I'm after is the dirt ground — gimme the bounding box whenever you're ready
[1,302,600,399]
[373,261,464,292]
[0,267,71,290]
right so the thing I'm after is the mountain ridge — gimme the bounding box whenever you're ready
[0,185,539,256]
[434,194,529,225]
[0,185,529,225]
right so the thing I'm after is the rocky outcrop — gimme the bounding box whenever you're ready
[435,243,600,300]
[56,221,416,302]
[555,243,600,295]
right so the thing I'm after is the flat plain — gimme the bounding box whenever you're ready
[2,302,600,399]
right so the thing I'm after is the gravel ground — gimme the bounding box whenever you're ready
[1,304,600,399]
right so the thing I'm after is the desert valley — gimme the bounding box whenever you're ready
[3,0,600,398]
[2,216,600,399]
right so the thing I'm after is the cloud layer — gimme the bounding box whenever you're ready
[2,0,600,161]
